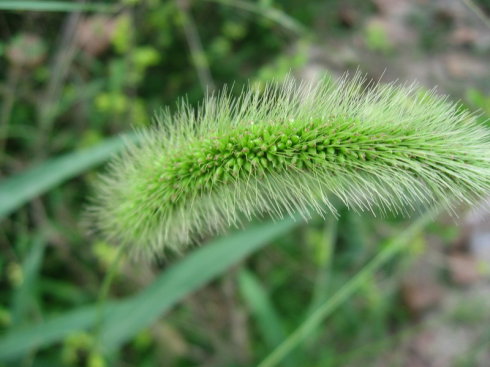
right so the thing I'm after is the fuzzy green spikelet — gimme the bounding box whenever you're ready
[89,74,490,258]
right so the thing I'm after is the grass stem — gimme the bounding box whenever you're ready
[258,207,442,367]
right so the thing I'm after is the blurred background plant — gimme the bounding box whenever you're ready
[0,0,490,366]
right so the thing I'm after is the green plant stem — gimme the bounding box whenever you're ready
[258,207,442,367]
[0,1,118,12]
[461,0,490,28]
[0,67,21,160]
[306,216,337,315]
[207,0,309,36]
[94,244,127,342]
[176,0,215,92]
[36,11,81,157]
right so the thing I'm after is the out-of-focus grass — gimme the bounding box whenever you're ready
[0,1,117,13]
[0,134,133,218]
[1,0,489,366]
[0,217,300,361]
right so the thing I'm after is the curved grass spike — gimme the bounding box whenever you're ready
[89,73,490,258]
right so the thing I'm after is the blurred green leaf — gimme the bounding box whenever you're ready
[11,237,46,326]
[0,217,300,360]
[100,217,301,349]
[466,88,490,117]
[0,1,116,12]
[0,135,132,219]
[40,278,91,306]
[306,216,336,314]
[364,22,393,54]
[208,0,309,36]
[239,269,287,348]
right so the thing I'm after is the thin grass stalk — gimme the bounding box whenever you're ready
[257,206,442,367]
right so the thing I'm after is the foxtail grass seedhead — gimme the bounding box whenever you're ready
[89,74,490,258]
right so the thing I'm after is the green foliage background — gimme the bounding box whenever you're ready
[1,1,489,366]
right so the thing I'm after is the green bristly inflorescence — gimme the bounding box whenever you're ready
[89,74,490,258]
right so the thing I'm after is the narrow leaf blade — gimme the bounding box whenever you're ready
[11,237,46,326]
[239,269,287,348]
[0,1,115,12]
[100,217,300,349]
[0,217,300,360]
[0,135,130,219]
